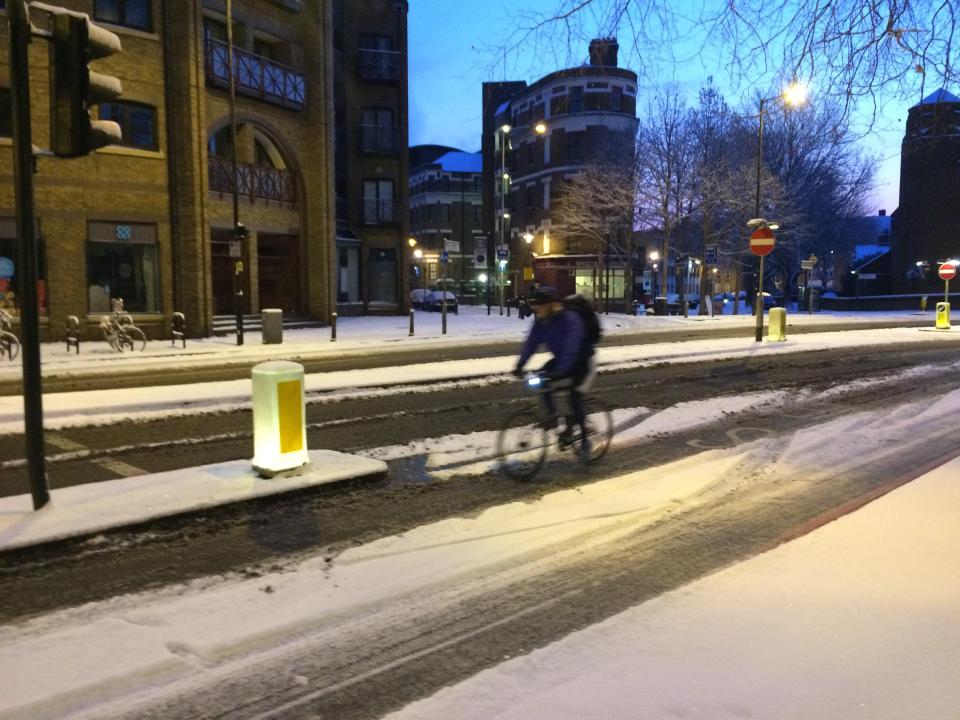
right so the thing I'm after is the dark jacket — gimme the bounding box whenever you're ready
[517,309,585,378]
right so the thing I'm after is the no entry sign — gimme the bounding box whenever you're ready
[749,226,776,256]
[939,263,957,281]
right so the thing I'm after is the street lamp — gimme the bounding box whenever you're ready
[493,123,511,316]
[752,79,808,341]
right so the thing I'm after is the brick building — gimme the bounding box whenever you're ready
[0,0,408,338]
[481,39,638,302]
[891,88,960,291]
[409,145,482,297]
[332,0,409,315]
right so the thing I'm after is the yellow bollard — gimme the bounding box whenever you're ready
[936,302,951,330]
[767,307,787,341]
[251,360,310,477]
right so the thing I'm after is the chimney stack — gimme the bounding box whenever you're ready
[588,38,619,67]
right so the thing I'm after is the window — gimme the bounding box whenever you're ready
[253,37,278,60]
[208,126,232,159]
[360,34,393,51]
[362,179,396,224]
[0,223,48,316]
[99,102,158,150]
[550,94,568,116]
[0,89,10,138]
[473,205,482,223]
[611,86,623,113]
[569,87,584,113]
[86,222,159,313]
[94,0,152,31]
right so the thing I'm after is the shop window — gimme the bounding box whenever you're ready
[86,222,160,313]
[94,0,152,31]
[0,230,47,316]
[368,248,397,303]
[99,102,158,150]
[0,89,10,137]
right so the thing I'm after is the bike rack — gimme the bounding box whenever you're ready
[65,315,80,354]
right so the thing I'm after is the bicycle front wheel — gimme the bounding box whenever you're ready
[578,399,613,464]
[122,326,147,352]
[496,407,550,481]
[1,334,19,362]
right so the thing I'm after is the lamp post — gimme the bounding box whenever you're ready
[751,80,808,341]
[226,0,246,346]
[494,124,511,316]
[648,250,660,301]
[408,237,420,297]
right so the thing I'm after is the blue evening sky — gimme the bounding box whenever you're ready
[408,0,905,214]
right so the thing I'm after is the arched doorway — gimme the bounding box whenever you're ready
[207,124,302,315]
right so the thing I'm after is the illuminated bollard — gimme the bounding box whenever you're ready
[936,302,951,330]
[251,361,310,477]
[768,307,787,342]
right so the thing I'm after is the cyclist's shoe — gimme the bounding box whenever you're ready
[578,437,593,461]
[557,426,573,448]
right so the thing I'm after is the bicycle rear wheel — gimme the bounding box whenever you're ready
[122,326,147,352]
[496,407,550,480]
[577,399,613,464]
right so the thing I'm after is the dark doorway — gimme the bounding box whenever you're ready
[258,233,301,313]
[211,229,249,315]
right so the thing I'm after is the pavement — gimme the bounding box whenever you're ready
[0,449,387,554]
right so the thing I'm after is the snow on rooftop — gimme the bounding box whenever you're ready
[435,151,482,174]
[913,88,960,108]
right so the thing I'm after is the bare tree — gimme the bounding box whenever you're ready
[635,88,698,298]
[500,0,958,126]
[552,132,639,307]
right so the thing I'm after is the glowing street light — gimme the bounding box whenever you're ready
[534,121,548,135]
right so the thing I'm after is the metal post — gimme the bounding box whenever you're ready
[753,97,766,342]
[946,278,951,305]
[755,254,766,342]
[441,260,448,334]
[9,0,50,510]
[330,312,337,342]
[408,308,414,336]
[498,129,506,317]
[605,230,611,314]
[226,0,244,346]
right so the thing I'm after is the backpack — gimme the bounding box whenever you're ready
[563,294,601,353]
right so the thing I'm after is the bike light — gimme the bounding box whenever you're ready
[527,376,542,387]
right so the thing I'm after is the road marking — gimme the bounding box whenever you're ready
[92,457,146,478]
[46,433,86,452]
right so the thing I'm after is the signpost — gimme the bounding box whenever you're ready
[440,249,449,334]
[939,262,956,302]
[800,255,818,313]
[749,226,776,342]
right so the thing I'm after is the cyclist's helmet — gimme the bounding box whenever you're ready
[528,286,561,305]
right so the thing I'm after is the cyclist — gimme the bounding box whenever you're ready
[512,287,598,458]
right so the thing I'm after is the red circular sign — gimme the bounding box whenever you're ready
[749,227,776,257]
[939,263,957,281]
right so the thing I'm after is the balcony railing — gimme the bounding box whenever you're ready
[357,49,401,82]
[205,37,306,110]
[359,124,402,154]
[208,157,298,205]
[361,198,399,225]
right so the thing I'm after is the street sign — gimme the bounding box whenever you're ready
[440,250,449,264]
[939,263,957,281]
[749,226,775,256]
[704,244,718,266]
[497,247,509,261]
[800,260,815,270]
[229,241,242,258]
[444,238,460,253]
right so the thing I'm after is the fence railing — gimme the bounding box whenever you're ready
[205,37,306,110]
[208,157,298,205]
[361,198,399,224]
[357,49,402,82]
[359,124,402,154]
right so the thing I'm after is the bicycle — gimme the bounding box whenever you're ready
[496,373,613,481]
[0,309,20,362]
[100,300,146,352]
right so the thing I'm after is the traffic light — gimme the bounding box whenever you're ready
[51,12,123,157]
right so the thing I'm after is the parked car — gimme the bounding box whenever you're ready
[427,289,458,314]
[409,288,431,309]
